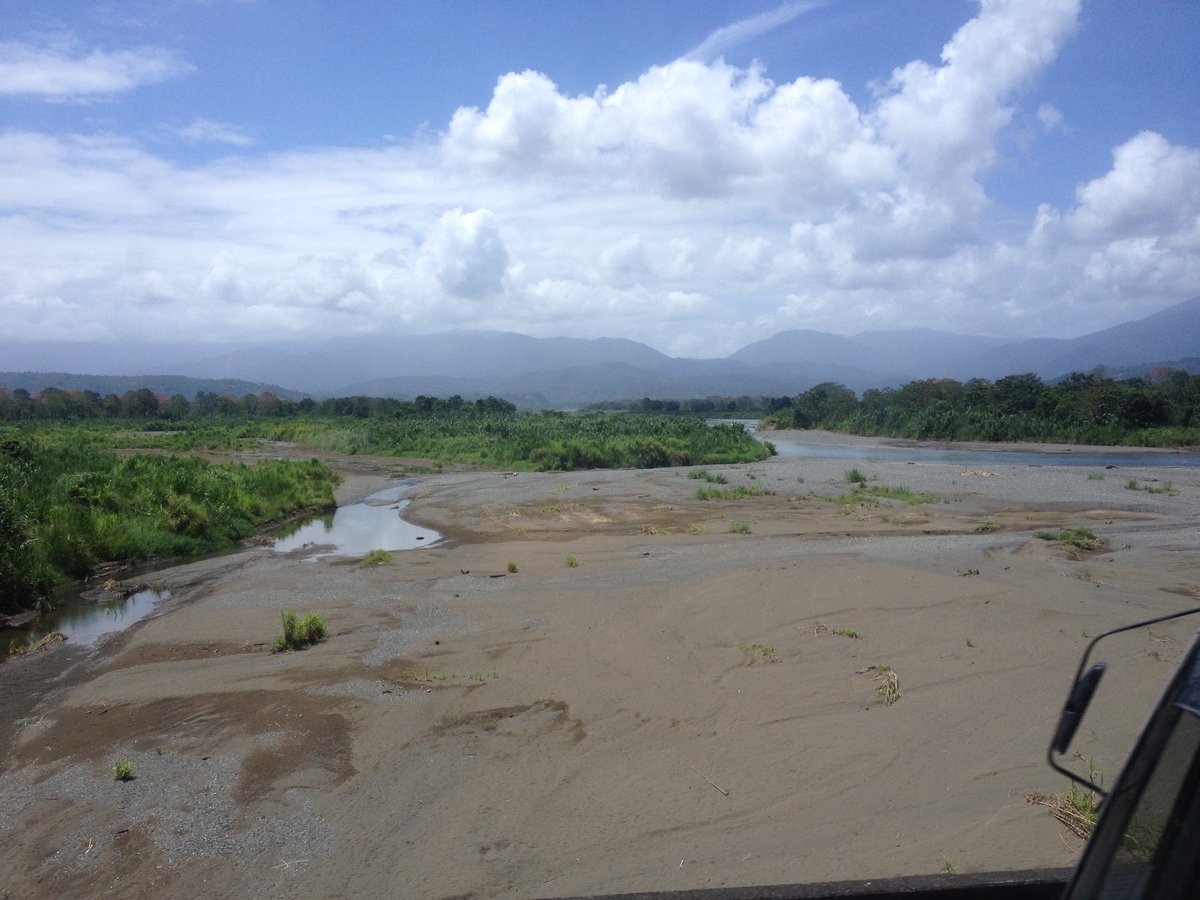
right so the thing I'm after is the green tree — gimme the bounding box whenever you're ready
[787,382,858,428]
[164,394,191,420]
[993,373,1044,414]
[121,389,160,418]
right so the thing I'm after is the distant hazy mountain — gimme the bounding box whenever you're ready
[1097,358,1200,382]
[343,360,819,408]
[728,327,1005,380]
[730,297,1200,384]
[3,296,1196,406]
[173,332,672,393]
[0,341,223,377]
[1024,297,1200,378]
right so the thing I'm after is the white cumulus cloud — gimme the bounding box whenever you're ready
[872,0,1079,184]
[423,208,511,299]
[1067,132,1200,242]
[443,60,895,202]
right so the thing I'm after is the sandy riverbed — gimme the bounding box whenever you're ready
[2,432,1198,898]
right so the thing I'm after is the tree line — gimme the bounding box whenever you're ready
[0,387,518,421]
[763,369,1200,446]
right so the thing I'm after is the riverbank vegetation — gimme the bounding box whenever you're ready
[0,391,772,471]
[5,369,1198,449]
[263,410,771,470]
[763,369,1200,447]
[0,437,338,612]
[0,395,771,612]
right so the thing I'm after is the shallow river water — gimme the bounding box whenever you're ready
[2,586,173,656]
[3,483,438,654]
[765,435,1200,469]
[271,485,440,559]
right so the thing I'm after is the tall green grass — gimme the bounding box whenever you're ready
[0,437,338,611]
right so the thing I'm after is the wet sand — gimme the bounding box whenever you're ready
[2,433,1198,898]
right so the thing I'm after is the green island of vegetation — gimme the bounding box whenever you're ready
[0,390,773,469]
[1,390,773,613]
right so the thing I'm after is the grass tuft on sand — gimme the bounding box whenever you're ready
[1025,786,1098,839]
[871,664,902,706]
[273,610,327,652]
[1034,526,1107,552]
[737,640,778,662]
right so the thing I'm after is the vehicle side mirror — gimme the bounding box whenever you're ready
[1048,608,1200,797]
[1052,662,1107,755]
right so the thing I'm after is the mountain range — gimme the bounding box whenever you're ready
[2,297,1197,408]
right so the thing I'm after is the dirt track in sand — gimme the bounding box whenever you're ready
[2,432,1198,898]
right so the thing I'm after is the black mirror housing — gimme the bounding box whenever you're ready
[1052,662,1107,755]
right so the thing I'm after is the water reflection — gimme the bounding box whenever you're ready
[272,485,439,558]
[3,587,173,655]
[63,588,172,644]
[2,487,437,656]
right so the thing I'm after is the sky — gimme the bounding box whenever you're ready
[1,0,1198,360]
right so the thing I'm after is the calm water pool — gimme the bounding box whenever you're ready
[271,485,440,559]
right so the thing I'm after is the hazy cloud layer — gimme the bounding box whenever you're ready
[0,39,192,98]
[2,0,1197,356]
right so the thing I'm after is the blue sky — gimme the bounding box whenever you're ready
[1,0,1198,361]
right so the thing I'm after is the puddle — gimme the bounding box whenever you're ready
[271,485,440,559]
[3,587,172,656]
[3,485,438,657]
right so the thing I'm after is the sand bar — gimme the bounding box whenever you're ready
[2,435,1198,898]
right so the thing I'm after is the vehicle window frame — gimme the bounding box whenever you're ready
[1064,636,1200,898]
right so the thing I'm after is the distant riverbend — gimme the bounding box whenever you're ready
[756,426,1200,469]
